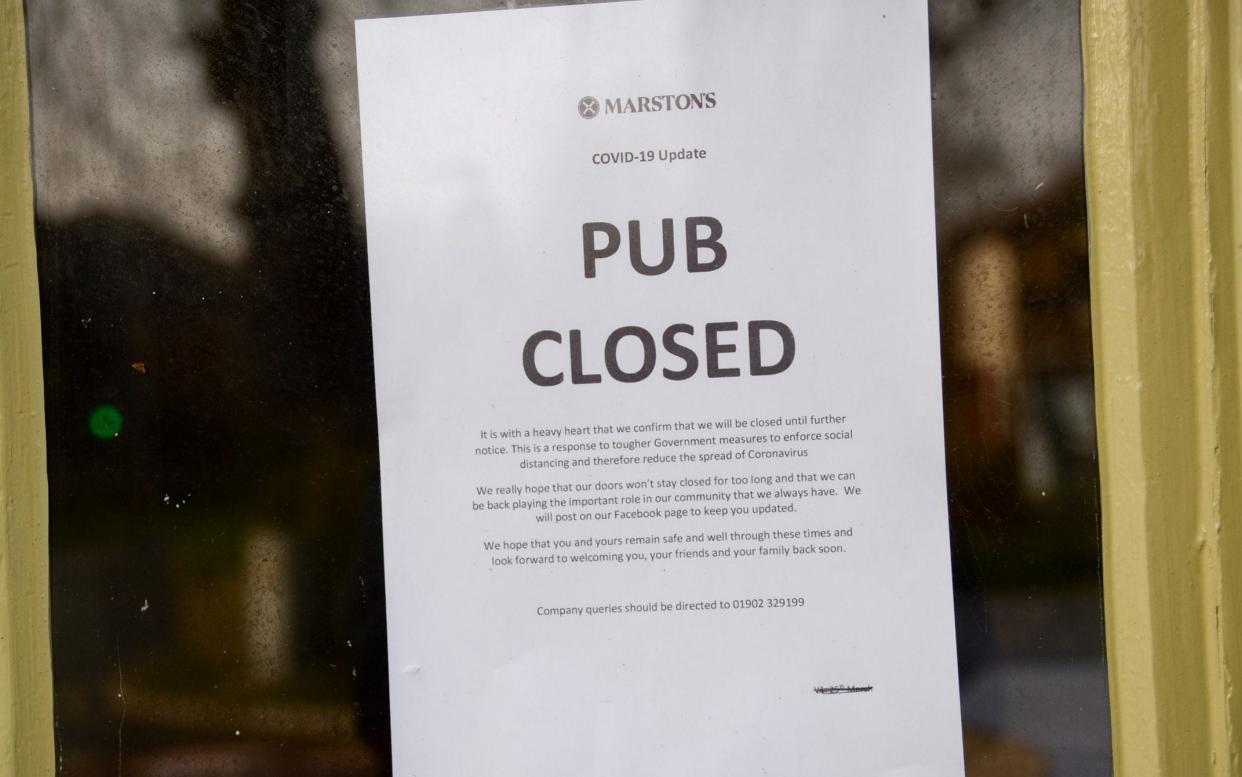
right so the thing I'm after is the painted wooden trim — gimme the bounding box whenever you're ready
[1083,0,1241,774]
[4,1,1239,774]
[0,0,54,775]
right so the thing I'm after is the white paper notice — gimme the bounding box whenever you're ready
[357,2,963,775]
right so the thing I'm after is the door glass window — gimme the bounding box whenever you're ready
[25,1,1107,774]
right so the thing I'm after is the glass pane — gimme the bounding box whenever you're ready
[929,2,1109,774]
[25,1,1108,775]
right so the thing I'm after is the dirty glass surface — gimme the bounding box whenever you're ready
[25,1,1108,775]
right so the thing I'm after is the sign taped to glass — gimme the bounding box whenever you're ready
[356,1,964,774]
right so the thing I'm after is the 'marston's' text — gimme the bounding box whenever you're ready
[604,92,717,115]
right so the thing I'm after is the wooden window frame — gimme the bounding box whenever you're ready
[2,1,1238,774]
[0,0,53,773]
[1085,0,1242,773]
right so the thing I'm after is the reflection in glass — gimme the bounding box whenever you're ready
[26,1,1107,775]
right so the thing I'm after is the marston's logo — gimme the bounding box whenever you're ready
[577,96,601,119]
[577,92,717,119]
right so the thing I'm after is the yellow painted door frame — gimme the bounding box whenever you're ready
[1,1,1240,775]
[1084,0,1242,774]
[0,0,54,774]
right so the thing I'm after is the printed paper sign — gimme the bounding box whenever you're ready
[357,2,963,774]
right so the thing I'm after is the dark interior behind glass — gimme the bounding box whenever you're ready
[25,1,1107,774]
